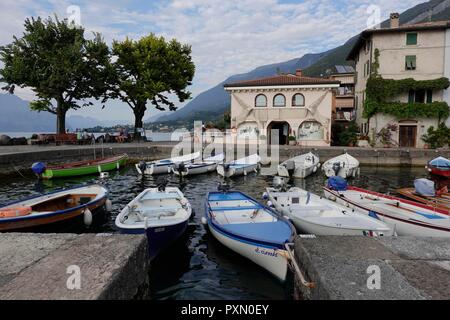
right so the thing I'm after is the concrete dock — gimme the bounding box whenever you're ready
[293,236,450,300]
[0,142,449,176]
[0,233,149,300]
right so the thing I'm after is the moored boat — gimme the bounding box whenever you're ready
[115,185,192,258]
[277,152,320,179]
[322,153,359,178]
[426,156,450,178]
[265,185,391,236]
[0,184,110,231]
[136,152,200,175]
[217,154,260,178]
[324,177,450,237]
[32,154,128,179]
[397,178,450,212]
[172,153,225,176]
[204,189,295,281]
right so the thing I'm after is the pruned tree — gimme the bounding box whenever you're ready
[110,34,195,137]
[0,16,112,133]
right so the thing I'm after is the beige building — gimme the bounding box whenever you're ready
[329,65,356,123]
[347,14,450,148]
[224,70,340,146]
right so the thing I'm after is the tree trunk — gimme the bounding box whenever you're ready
[133,102,146,141]
[56,100,67,134]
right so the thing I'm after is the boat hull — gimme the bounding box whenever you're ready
[137,163,172,175]
[0,188,108,232]
[207,221,289,281]
[324,188,450,237]
[173,163,218,176]
[42,155,128,179]
[217,163,258,178]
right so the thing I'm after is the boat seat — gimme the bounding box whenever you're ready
[139,193,180,201]
[221,220,292,244]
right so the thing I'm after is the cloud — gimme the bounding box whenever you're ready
[0,0,425,122]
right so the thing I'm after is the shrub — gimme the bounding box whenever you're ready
[422,123,450,149]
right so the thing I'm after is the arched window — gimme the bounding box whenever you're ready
[255,94,267,107]
[273,94,286,107]
[292,94,305,107]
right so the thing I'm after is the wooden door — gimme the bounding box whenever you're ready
[399,125,417,147]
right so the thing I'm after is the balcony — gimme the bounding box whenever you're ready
[334,110,355,122]
[335,87,354,97]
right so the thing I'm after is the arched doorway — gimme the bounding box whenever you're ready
[267,121,290,145]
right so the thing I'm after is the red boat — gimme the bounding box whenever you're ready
[426,156,450,178]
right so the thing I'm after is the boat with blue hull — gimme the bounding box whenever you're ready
[115,187,192,258]
[204,189,295,281]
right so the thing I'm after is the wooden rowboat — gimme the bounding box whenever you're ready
[0,184,110,232]
[32,154,128,179]
[397,188,450,212]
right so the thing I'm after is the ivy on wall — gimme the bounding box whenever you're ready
[364,48,450,119]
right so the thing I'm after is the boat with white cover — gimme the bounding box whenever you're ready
[204,189,295,281]
[115,186,192,258]
[277,152,320,179]
[324,177,450,237]
[217,154,260,178]
[264,186,391,236]
[322,153,359,178]
[136,152,200,175]
[172,153,225,176]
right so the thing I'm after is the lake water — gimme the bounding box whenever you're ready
[1,131,179,142]
[0,165,428,300]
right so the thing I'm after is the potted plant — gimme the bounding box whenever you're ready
[288,135,297,146]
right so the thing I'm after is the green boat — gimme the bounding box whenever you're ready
[32,154,128,179]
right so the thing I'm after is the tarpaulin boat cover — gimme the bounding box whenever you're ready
[327,176,348,191]
[429,157,450,169]
[414,178,435,197]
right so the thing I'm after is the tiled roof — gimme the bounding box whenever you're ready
[224,74,340,88]
[347,20,450,60]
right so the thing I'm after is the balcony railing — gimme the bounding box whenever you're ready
[336,88,354,97]
[334,110,355,121]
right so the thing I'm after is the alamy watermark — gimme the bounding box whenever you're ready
[66,265,81,290]
[366,265,381,290]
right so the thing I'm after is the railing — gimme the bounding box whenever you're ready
[334,110,355,121]
[336,88,354,96]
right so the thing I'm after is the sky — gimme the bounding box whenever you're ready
[0,0,425,123]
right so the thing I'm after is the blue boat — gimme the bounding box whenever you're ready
[115,187,192,259]
[204,190,295,281]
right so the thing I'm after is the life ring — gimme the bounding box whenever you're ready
[0,206,32,218]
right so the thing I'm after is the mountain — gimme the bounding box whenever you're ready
[152,0,450,124]
[0,94,122,132]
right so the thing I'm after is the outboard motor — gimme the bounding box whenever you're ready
[156,177,168,192]
[332,162,341,176]
[283,160,295,177]
[31,162,46,178]
[218,182,230,193]
[175,162,187,175]
[273,176,288,192]
[138,161,147,173]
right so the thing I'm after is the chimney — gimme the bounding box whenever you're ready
[295,69,303,77]
[390,12,399,28]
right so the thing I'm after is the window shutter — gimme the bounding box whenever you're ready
[408,90,415,103]
[426,89,432,103]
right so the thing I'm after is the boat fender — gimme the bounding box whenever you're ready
[83,208,93,227]
[267,201,273,207]
[201,217,208,225]
[100,172,109,179]
[105,199,113,212]
[97,165,102,173]
[313,165,317,173]
[31,162,46,176]
[262,192,269,200]
[116,162,120,170]
[243,170,247,176]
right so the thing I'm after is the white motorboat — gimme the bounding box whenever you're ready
[115,186,192,258]
[136,152,201,175]
[277,152,320,179]
[322,153,359,178]
[172,153,225,176]
[217,154,260,178]
[264,186,391,236]
[324,177,450,237]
